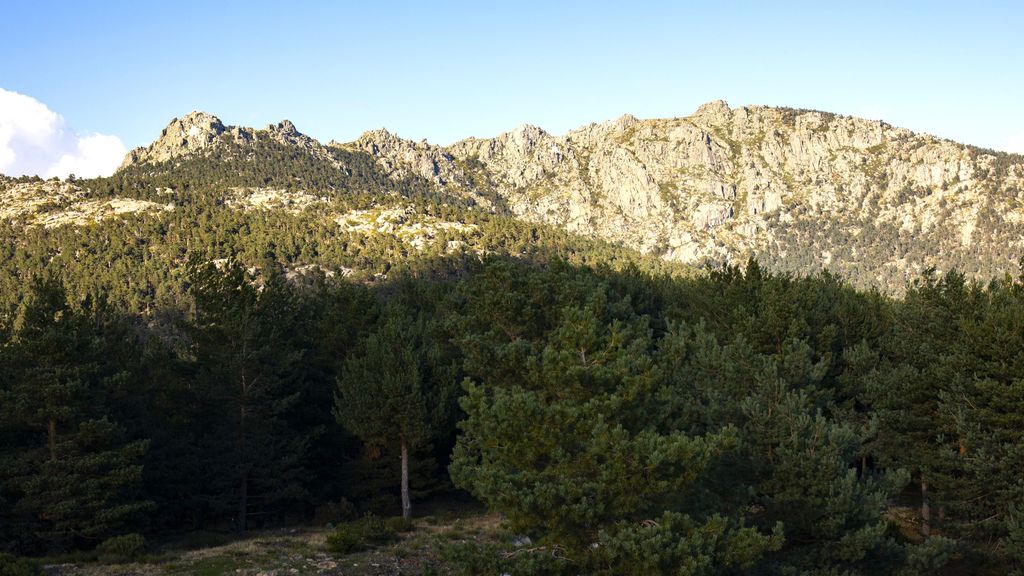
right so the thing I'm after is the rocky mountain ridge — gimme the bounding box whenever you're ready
[78,102,1024,289]
[347,100,1024,286]
[119,111,332,169]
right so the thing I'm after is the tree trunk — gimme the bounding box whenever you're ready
[920,479,931,537]
[48,418,57,461]
[400,435,411,520]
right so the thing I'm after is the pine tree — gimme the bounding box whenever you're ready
[0,277,150,552]
[941,276,1024,570]
[870,271,974,537]
[5,277,91,463]
[334,305,453,519]
[653,321,947,575]
[188,260,311,532]
[450,284,781,572]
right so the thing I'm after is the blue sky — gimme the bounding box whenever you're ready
[1,1,1023,177]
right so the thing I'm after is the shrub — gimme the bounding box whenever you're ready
[437,541,503,576]
[438,541,569,576]
[385,516,415,533]
[325,525,363,555]
[357,515,398,546]
[96,533,147,563]
[325,514,400,556]
[0,554,41,576]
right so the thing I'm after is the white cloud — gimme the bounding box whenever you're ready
[0,88,126,179]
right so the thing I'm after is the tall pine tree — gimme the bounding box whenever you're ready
[0,277,149,553]
[334,304,455,519]
[188,260,312,532]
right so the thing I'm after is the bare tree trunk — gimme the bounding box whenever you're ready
[921,479,931,537]
[48,419,56,461]
[401,435,411,520]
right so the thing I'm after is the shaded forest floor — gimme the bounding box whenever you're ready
[44,508,503,576]
[34,508,1005,576]
[34,499,1002,575]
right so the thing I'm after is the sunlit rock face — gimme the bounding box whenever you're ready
[355,100,1024,289]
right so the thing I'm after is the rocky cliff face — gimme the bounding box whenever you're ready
[353,100,1024,287]
[111,102,1024,290]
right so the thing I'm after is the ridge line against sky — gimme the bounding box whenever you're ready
[2,0,1023,178]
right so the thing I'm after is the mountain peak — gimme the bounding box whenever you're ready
[164,111,226,143]
[691,100,732,123]
[268,119,299,136]
[505,123,550,154]
[263,118,321,150]
[609,113,639,131]
[120,111,227,169]
[356,128,400,144]
[510,123,547,137]
[178,110,223,123]
[120,114,328,170]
